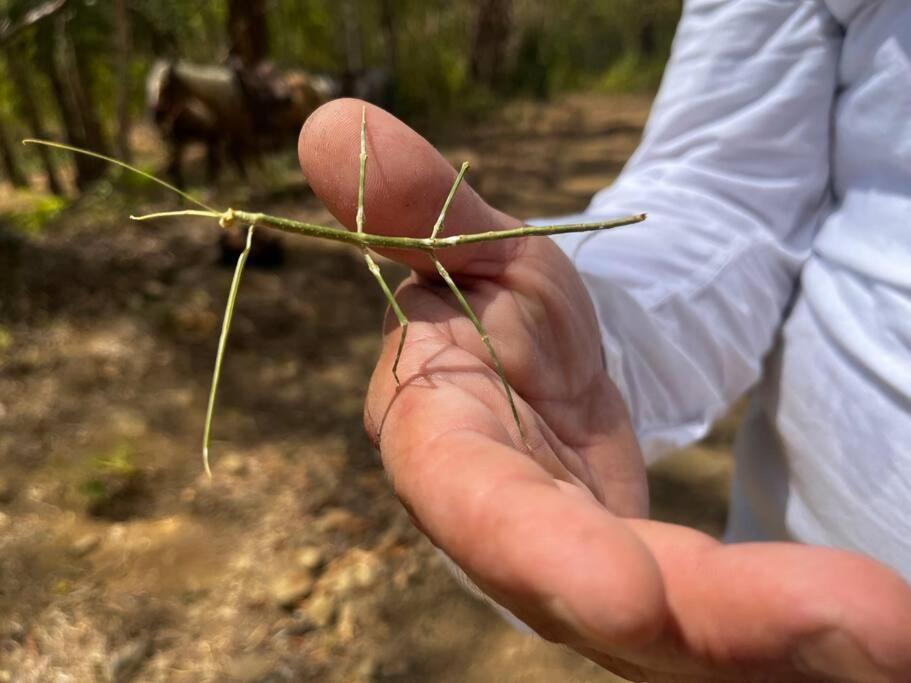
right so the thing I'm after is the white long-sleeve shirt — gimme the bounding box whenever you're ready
[548,0,911,581]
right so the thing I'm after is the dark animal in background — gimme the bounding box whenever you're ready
[146,60,340,186]
[146,59,394,187]
[146,60,262,188]
[231,59,341,150]
[144,61,396,268]
[146,60,269,266]
[146,60,341,268]
[340,67,396,113]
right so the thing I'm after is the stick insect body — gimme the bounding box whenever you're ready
[24,107,646,476]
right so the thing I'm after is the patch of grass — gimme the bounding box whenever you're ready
[596,53,669,93]
[0,326,11,353]
[75,443,147,520]
[0,192,66,235]
[91,443,139,476]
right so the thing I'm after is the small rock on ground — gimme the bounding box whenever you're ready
[313,508,367,535]
[107,637,152,683]
[0,477,14,504]
[271,570,314,610]
[218,452,248,476]
[302,593,336,628]
[295,546,325,570]
[70,533,102,558]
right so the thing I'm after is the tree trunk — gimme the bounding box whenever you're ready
[58,14,109,157]
[113,0,131,162]
[3,49,65,195]
[200,0,223,59]
[0,113,28,188]
[470,0,513,88]
[44,51,108,190]
[378,0,397,74]
[377,0,398,111]
[0,0,68,46]
[34,21,91,190]
[34,17,104,188]
[227,0,269,67]
[341,0,364,74]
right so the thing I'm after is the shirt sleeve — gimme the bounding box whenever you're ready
[542,0,843,464]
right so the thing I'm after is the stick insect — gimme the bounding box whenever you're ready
[25,107,646,476]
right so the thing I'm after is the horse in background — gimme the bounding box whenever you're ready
[145,59,340,188]
[146,60,254,188]
[144,60,394,268]
[232,60,341,151]
[146,60,311,267]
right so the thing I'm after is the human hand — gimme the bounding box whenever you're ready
[299,99,911,682]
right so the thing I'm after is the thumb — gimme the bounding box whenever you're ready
[298,99,521,277]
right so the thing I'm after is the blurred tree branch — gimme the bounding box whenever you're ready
[3,51,64,195]
[470,0,513,88]
[0,0,68,47]
[114,0,132,162]
[58,11,110,158]
[0,112,27,188]
[227,0,269,67]
[0,0,73,194]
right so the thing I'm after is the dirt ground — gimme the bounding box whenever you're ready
[0,94,734,682]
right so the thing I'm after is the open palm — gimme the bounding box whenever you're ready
[299,100,911,682]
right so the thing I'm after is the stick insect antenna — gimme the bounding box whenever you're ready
[23,138,219,214]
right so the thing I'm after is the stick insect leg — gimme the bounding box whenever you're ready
[356,106,368,235]
[202,225,255,477]
[356,105,409,383]
[364,251,409,384]
[428,161,528,446]
[431,161,470,239]
[431,255,528,447]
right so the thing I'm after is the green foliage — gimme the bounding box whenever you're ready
[88,443,138,478]
[77,443,143,518]
[504,0,680,97]
[597,53,672,93]
[1,191,65,234]
[268,1,338,71]
[0,326,11,353]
